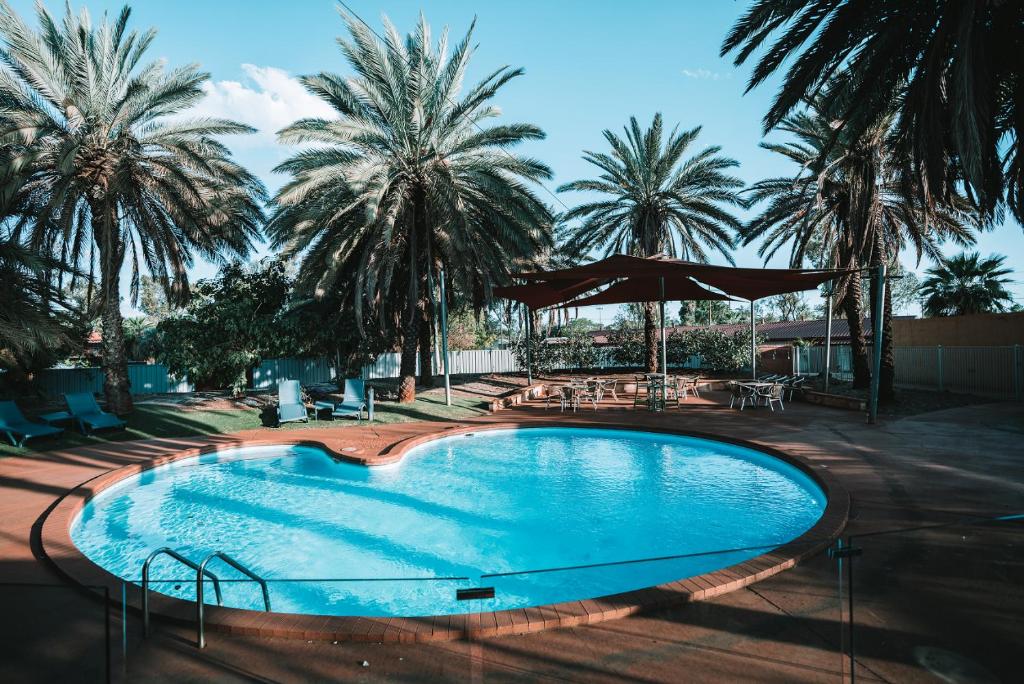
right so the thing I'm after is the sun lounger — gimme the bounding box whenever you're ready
[0,401,64,446]
[277,380,308,424]
[64,392,127,434]
[331,379,367,422]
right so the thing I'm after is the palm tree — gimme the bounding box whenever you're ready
[721,1,1023,224]
[743,97,976,394]
[0,235,74,366]
[921,252,1015,317]
[0,3,265,413]
[268,12,554,402]
[558,114,744,372]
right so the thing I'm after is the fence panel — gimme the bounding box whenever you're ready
[800,344,1022,399]
[34,367,103,396]
[253,357,336,389]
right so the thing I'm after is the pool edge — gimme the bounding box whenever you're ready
[38,421,849,643]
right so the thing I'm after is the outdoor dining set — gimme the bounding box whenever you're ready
[544,373,809,413]
[545,374,706,412]
[727,375,808,412]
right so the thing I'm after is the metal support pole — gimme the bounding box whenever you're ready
[659,277,668,381]
[824,283,834,392]
[439,267,451,406]
[526,306,533,386]
[868,264,886,424]
[750,299,757,379]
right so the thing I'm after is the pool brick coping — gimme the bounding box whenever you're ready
[39,421,849,643]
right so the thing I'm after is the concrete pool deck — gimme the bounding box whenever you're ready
[1,391,1021,682]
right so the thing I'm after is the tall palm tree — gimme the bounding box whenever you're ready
[921,252,1015,317]
[268,12,553,402]
[0,3,265,413]
[743,97,976,394]
[721,0,1024,224]
[558,114,744,372]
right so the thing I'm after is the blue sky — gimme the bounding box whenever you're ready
[11,0,1024,318]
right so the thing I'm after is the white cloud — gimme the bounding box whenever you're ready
[190,64,336,147]
[681,68,730,81]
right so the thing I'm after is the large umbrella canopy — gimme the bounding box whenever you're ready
[562,276,731,307]
[492,278,607,309]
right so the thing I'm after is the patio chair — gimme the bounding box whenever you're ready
[686,375,702,398]
[576,382,600,410]
[783,377,807,401]
[728,382,755,411]
[0,401,64,447]
[331,379,367,422]
[758,383,786,411]
[557,385,578,412]
[632,376,650,409]
[600,378,618,402]
[64,392,127,434]
[276,380,308,424]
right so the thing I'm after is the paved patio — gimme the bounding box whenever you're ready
[1,391,1021,682]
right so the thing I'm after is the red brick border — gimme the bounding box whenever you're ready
[39,422,849,642]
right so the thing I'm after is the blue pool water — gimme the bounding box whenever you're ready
[71,428,825,616]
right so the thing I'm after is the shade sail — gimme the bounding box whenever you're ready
[513,254,851,301]
[491,278,607,309]
[562,276,731,307]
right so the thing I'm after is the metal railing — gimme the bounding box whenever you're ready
[196,552,271,648]
[141,548,222,637]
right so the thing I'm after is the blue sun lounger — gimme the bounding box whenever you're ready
[64,392,127,434]
[0,401,64,447]
[277,379,308,424]
[331,379,367,422]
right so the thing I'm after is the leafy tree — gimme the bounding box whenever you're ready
[667,328,765,371]
[138,277,175,323]
[679,300,746,326]
[888,266,921,315]
[267,12,553,404]
[921,252,1015,317]
[0,3,265,413]
[560,327,598,371]
[765,292,812,322]
[607,325,645,368]
[559,114,744,373]
[154,261,298,394]
[721,0,1024,224]
[510,332,561,378]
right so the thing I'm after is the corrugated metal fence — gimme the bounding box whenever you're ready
[35,364,193,397]
[796,344,1024,400]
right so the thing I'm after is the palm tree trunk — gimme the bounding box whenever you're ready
[869,266,896,400]
[92,204,133,414]
[398,194,425,404]
[418,299,434,388]
[842,274,871,389]
[643,301,658,373]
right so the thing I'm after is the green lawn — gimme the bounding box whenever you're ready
[0,393,490,458]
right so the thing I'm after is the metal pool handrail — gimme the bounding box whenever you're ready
[142,547,222,637]
[196,552,271,649]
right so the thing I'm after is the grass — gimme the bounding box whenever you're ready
[0,392,490,458]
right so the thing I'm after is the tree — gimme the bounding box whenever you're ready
[0,236,77,372]
[742,94,976,395]
[0,3,265,413]
[765,292,812,322]
[154,260,299,394]
[267,12,553,403]
[921,252,1015,317]
[721,0,1024,224]
[559,114,744,373]
[679,301,746,326]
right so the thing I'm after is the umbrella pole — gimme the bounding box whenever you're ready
[660,277,668,381]
[750,299,757,379]
[439,266,451,407]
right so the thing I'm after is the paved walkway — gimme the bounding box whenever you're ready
[1,393,1021,682]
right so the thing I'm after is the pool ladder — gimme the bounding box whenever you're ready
[141,548,272,648]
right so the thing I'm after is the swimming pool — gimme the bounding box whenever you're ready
[70,427,826,617]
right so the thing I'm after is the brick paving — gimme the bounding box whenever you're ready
[1,391,1021,682]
